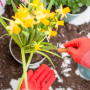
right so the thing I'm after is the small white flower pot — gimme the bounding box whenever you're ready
[9,38,49,69]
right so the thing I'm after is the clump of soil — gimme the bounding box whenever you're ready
[0,5,90,90]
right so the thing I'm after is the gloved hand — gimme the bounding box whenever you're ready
[20,64,56,90]
[64,37,90,69]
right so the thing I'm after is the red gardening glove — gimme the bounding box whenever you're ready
[20,64,56,90]
[64,37,90,69]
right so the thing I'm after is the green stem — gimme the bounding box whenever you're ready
[18,34,23,46]
[40,49,69,60]
[0,33,9,39]
[21,47,28,90]
[47,0,54,10]
[17,52,33,90]
[0,16,7,29]
[43,0,45,6]
[24,0,26,7]
[0,16,10,21]
[13,34,22,48]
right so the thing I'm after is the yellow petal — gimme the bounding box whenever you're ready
[42,10,50,14]
[40,18,50,25]
[57,20,64,26]
[24,19,32,27]
[38,2,45,10]
[35,44,39,51]
[41,30,45,33]
[60,5,63,9]
[50,31,57,37]
[50,12,56,18]
[13,26,21,34]
[33,0,40,5]
[62,7,70,14]
[60,14,64,20]
[64,14,67,18]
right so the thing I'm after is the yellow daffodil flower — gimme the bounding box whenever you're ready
[33,0,40,5]
[24,19,32,27]
[40,18,50,25]
[13,25,21,34]
[37,28,42,31]
[47,27,57,39]
[41,30,45,33]
[35,11,47,23]
[34,42,43,51]
[55,20,64,30]
[6,20,21,34]
[38,2,45,11]
[55,5,70,20]
[27,0,40,8]
[50,12,56,19]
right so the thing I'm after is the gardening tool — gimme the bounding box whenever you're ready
[58,48,68,53]
[58,47,78,53]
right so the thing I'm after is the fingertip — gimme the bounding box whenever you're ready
[40,64,47,68]
[27,70,33,80]
[27,70,33,74]
[63,43,68,48]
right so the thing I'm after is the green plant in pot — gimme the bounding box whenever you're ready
[0,0,70,90]
[46,0,90,22]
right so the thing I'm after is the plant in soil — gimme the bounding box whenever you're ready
[0,0,70,90]
[46,0,90,14]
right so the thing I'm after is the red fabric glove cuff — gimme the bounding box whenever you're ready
[81,51,90,69]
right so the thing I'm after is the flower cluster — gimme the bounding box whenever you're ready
[6,2,70,51]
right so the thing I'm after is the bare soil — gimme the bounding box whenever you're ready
[0,5,90,90]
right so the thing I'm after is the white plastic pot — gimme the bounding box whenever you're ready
[9,38,49,69]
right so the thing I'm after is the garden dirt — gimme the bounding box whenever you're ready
[0,5,90,90]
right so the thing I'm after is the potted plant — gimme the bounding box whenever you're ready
[78,64,90,80]
[0,0,70,90]
[46,0,90,22]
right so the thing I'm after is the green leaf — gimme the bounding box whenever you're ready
[73,3,79,8]
[47,0,54,10]
[21,47,28,90]
[78,3,83,7]
[37,51,55,68]
[17,53,33,90]
[14,0,21,5]
[40,49,68,60]
[0,33,9,39]
[42,45,57,50]
[0,16,7,29]
[41,42,52,45]
[29,29,36,43]
[6,0,12,5]
[22,31,29,38]
[11,0,17,12]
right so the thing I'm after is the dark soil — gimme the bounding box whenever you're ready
[0,5,90,90]
[11,39,44,63]
[77,5,87,14]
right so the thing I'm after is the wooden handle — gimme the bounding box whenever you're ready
[58,48,67,53]
[58,48,78,53]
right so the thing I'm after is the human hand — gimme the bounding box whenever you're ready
[63,37,90,69]
[20,64,56,90]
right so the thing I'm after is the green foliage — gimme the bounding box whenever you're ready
[46,0,90,14]
[6,0,21,5]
